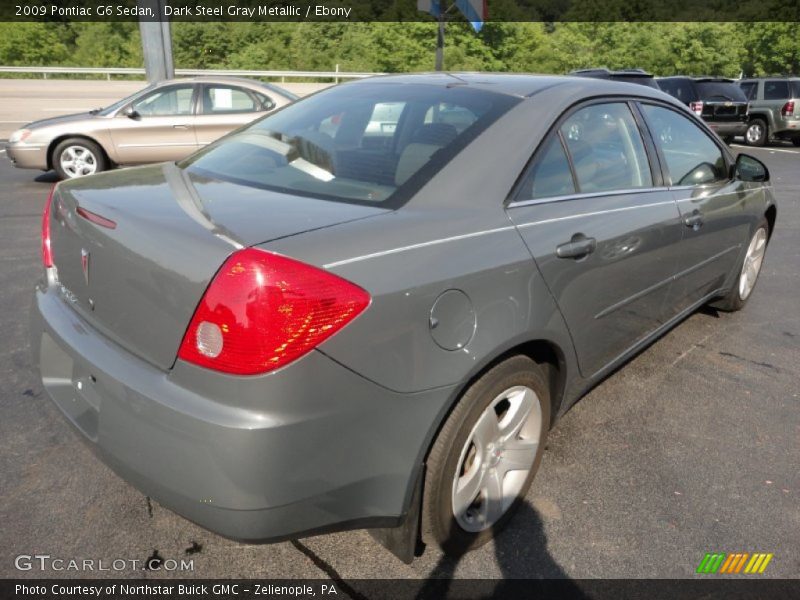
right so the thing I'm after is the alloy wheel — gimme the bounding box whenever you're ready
[738,227,767,300]
[451,385,542,532]
[60,145,98,178]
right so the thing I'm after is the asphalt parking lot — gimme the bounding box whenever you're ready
[1,140,798,586]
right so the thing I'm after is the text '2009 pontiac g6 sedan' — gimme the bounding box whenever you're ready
[30,74,775,561]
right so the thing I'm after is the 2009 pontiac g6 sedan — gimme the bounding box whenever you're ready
[31,74,775,560]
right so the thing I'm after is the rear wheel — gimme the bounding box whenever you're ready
[53,138,107,179]
[711,220,769,312]
[745,119,768,147]
[421,355,551,556]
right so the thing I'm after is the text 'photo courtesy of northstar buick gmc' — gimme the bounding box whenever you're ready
[30,73,776,562]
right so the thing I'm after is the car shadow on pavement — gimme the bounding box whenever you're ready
[414,502,590,599]
[34,171,59,184]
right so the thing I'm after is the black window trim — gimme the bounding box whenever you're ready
[506,96,664,208]
[635,99,735,189]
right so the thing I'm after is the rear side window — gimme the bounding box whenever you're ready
[641,104,727,186]
[764,80,790,100]
[658,78,696,103]
[560,103,653,193]
[517,136,576,200]
[202,86,258,114]
[739,81,757,100]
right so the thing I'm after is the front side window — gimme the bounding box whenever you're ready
[764,80,790,100]
[559,103,653,193]
[132,86,194,116]
[202,86,257,114]
[641,104,727,186]
[181,83,517,204]
[739,81,757,100]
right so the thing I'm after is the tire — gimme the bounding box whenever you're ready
[792,138,800,147]
[744,118,768,147]
[52,138,107,179]
[421,355,551,556]
[711,220,769,312]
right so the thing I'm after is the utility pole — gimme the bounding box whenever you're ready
[138,0,174,83]
[435,13,446,71]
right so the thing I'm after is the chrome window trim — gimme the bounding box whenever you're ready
[507,186,667,209]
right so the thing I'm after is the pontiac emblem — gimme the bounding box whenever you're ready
[81,248,90,286]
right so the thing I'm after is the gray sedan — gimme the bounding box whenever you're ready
[30,74,775,561]
[6,76,296,180]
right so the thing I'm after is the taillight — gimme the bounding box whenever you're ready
[177,248,370,375]
[782,100,795,116]
[690,101,704,116]
[41,185,55,268]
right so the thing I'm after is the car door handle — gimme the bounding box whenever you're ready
[684,211,704,230]
[172,124,190,129]
[556,236,597,259]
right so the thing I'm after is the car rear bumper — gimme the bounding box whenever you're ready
[30,282,453,541]
[6,143,48,170]
[772,117,800,138]
[706,121,748,137]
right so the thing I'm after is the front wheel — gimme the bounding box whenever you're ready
[711,221,769,312]
[745,119,768,147]
[53,138,107,179]
[421,355,551,556]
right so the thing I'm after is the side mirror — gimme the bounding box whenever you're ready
[734,153,769,182]
[122,106,140,120]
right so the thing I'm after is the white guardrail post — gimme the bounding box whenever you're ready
[0,66,381,81]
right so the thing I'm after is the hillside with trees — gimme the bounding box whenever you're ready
[0,22,796,77]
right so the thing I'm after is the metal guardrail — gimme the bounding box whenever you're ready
[0,65,381,83]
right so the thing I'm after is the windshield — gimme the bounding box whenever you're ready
[695,81,747,102]
[97,84,155,116]
[180,82,518,205]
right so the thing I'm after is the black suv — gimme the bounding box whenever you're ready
[738,78,800,146]
[570,68,660,89]
[657,77,749,143]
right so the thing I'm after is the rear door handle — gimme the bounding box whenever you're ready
[684,211,704,230]
[556,236,597,259]
[173,124,190,129]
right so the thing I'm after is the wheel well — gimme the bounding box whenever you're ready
[47,135,110,171]
[765,205,777,240]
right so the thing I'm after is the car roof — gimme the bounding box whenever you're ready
[658,76,736,83]
[571,67,655,78]
[153,75,294,95]
[345,72,672,101]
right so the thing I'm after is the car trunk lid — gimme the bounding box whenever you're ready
[49,162,389,370]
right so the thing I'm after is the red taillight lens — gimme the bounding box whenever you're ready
[782,100,795,116]
[177,248,371,375]
[690,101,704,116]
[41,185,55,268]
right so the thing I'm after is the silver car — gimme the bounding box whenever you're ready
[6,76,296,179]
[30,74,775,562]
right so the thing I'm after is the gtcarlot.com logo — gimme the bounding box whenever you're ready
[14,554,194,572]
[696,552,774,574]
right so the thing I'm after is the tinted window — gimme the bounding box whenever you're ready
[133,86,194,116]
[517,136,576,200]
[739,81,757,100]
[695,81,747,102]
[202,86,257,114]
[793,81,800,98]
[182,84,517,204]
[560,103,653,193]
[641,104,727,186]
[764,80,790,100]
[658,78,696,103]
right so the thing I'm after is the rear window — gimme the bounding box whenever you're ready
[739,81,757,100]
[181,83,517,205]
[793,81,800,98]
[695,81,747,102]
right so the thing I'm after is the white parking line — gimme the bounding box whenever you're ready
[730,144,800,155]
